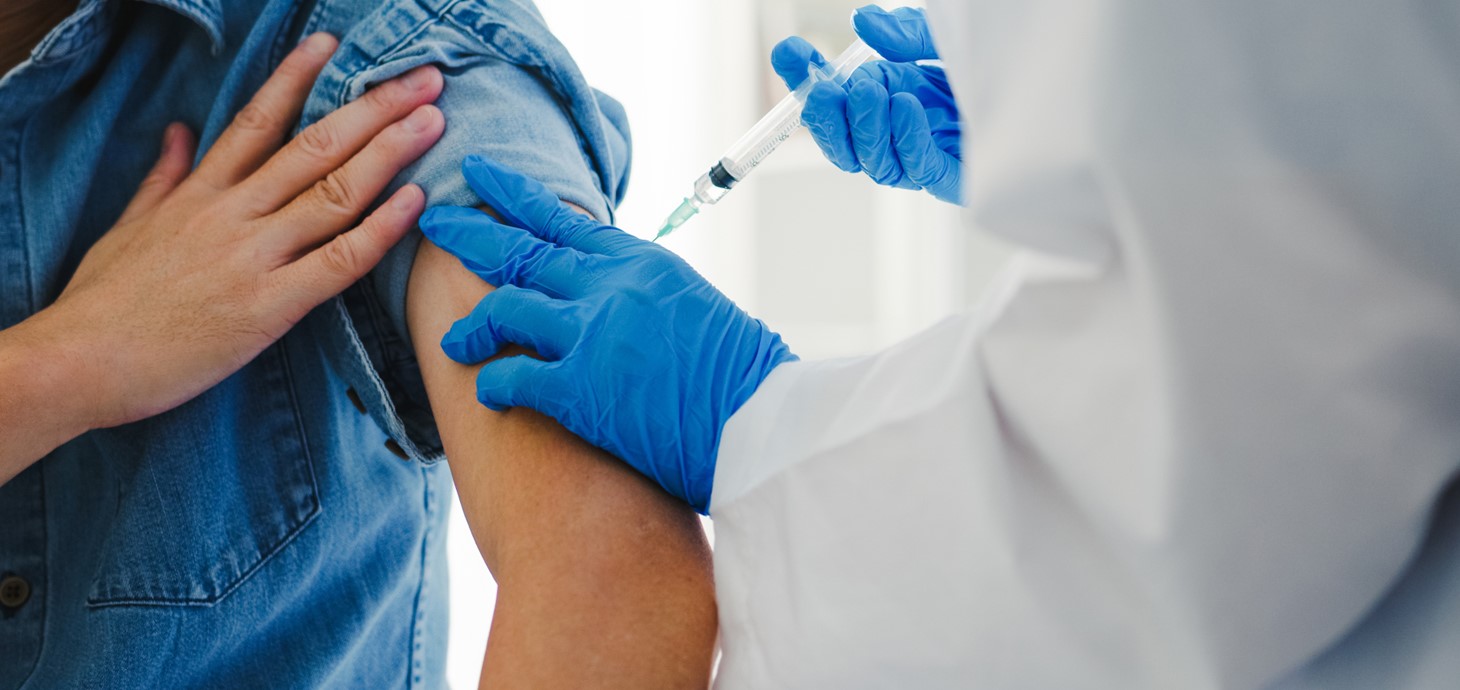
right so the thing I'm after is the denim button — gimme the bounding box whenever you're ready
[346,388,367,414]
[384,439,409,460]
[0,575,30,608]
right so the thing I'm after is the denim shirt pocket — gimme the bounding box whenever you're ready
[86,344,319,607]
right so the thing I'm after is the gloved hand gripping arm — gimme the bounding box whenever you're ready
[421,156,797,513]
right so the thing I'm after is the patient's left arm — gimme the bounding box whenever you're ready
[408,230,717,688]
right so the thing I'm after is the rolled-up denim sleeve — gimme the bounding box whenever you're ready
[293,0,631,462]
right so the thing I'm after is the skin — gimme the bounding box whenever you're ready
[1,8,719,686]
[410,237,717,689]
[0,33,446,482]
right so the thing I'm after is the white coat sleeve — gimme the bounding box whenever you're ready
[708,1,1460,688]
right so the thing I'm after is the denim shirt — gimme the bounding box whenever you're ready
[0,0,630,687]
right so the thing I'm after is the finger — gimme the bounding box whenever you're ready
[803,82,861,173]
[119,123,197,223]
[475,355,571,417]
[419,206,597,298]
[270,104,444,250]
[196,33,338,187]
[856,60,936,102]
[267,184,424,320]
[854,6,939,62]
[460,155,639,255]
[239,65,444,213]
[847,81,912,189]
[441,285,580,364]
[770,37,827,90]
[890,94,964,204]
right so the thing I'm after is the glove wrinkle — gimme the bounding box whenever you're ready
[428,157,796,514]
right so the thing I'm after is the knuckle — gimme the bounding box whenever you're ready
[361,81,404,112]
[313,171,359,213]
[870,163,901,186]
[232,102,277,132]
[377,123,417,155]
[295,122,337,158]
[320,236,363,276]
[138,171,174,195]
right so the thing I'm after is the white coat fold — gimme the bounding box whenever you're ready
[711,1,1460,687]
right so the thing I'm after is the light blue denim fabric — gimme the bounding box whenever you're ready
[0,0,630,688]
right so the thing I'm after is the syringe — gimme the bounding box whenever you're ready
[655,39,878,241]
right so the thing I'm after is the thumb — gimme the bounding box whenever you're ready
[770,36,828,90]
[119,123,196,223]
[854,6,940,63]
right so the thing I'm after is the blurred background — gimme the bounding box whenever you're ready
[445,0,1013,685]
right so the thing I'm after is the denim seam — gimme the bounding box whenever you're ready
[323,7,444,465]
[275,336,324,553]
[363,289,438,451]
[440,1,551,67]
[16,105,41,323]
[146,0,226,54]
[296,0,345,46]
[338,0,614,220]
[267,0,312,73]
[406,465,436,689]
[15,461,49,689]
[30,0,111,65]
[436,8,617,220]
[86,345,324,608]
[310,0,616,463]
[330,1,560,138]
[329,11,441,107]
[352,271,423,414]
[87,505,323,608]
[439,12,554,107]
[295,0,444,463]
[327,296,445,464]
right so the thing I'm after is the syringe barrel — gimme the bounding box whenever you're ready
[717,39,877,183]
[718,95,808,182]
[691,171,729,206]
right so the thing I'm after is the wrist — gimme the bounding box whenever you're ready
[0,308,105,443]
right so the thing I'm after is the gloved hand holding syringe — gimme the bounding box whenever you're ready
[655,39,877,241]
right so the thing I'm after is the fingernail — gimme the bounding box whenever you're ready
[404,105,438,133]
[392,184,423,210]
[403,65,437,90]
[300,32,335,56]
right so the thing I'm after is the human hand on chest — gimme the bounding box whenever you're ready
[0,33,444,476]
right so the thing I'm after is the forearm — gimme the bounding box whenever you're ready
[408,238,717,689]
[0,310,96,483]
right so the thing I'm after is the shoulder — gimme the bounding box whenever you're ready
[293,0,630,219]
[300,0,559,77]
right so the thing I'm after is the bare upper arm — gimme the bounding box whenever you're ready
[405,209,716,688]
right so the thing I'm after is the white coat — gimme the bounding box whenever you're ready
[709,1,1460,688]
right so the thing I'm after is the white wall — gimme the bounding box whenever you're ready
[445,1,1011,686]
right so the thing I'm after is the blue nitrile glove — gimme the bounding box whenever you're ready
[419,156,798,514]
[772,5,962,204]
